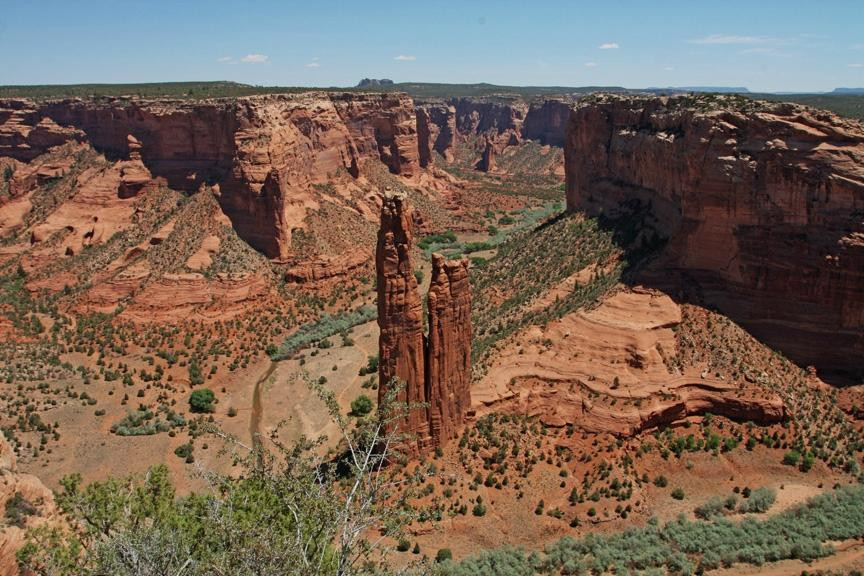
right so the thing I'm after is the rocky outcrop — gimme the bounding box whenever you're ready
[0,435,58,576]
[0,100,84,161]
[14,92,420,259]
[474,289,785,435]
[450,97,527,137]
[426,254,472,445]
[522,99,572,147]
[565,94,864,378]
[376,192,472,453]
[377,191,430,449]
[476,135,496,172]
[416,104,457,165]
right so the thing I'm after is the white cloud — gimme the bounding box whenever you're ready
[664,66,674,71]
[216,56,233,63]
[689,34,772,45]
[849,63,863,68]
[584,62,598,68]
[241,54,269,63]
[306,62,320,68]
[394,54,416,61]
[599,42,619,50]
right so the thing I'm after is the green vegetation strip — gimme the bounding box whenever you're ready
[440,484,864,575]
[271,305,376,360]
[470,212,621,365]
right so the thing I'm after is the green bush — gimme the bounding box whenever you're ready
[694,496,725,519]
[671,488,685,500]
[436,548,453,563]
[443,485,864,576]
[738,487,776,514]
[783,450,801,466]
[273,306,376,360]
[173,443,193,461]
[189,388,215,413]
[350,395,373,417]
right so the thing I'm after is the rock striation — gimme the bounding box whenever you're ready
[473,288,786,435]
[565,94,864,378]
[376,192,472,453]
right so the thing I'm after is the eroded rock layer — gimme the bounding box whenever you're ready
[473,288,785,435]
[565,95,864,378]
[376,193,472,452]
[8,93,420,259]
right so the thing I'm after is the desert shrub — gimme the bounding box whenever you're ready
[671,488,685,500]
[173,443,194,462]
[273,306,376,360]
[783,450,801,466]
[18,379,415,576]
[694,496,725,519]
[446,485,864,576]
[350,395,373,417]
[418,230,457,250]
[110,410,174,436]
[436,548,453,563]
[440,547,534,576]
[738,487,776,514]
[359,355,379,376]
[5,492,37,528]
[188,388,215,413]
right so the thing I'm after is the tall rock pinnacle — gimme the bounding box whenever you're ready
[426,254,472,445]
[376,192,472,453]
[376,190,430,449]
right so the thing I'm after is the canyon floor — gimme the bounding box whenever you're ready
[1,89,864,575]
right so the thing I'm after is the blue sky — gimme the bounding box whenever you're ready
[1,0,862,92]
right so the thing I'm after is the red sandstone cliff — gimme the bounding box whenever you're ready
[565,94,864,378]
[21,93,420,260]
[376,193,472,452]
[416,104,457,165]
[522,99,572,147]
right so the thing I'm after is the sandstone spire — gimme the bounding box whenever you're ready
[376,190,430,449]
[426,254,472,445]
[376,193,472,453]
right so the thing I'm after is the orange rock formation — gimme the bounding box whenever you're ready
[565,94,864,379]
[376,192,472,452]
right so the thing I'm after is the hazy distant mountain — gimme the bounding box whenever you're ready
[832,87,864,95]
[356,78,395,88]
[644,86,750,94]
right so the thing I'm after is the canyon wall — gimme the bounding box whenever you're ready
[416,96,573,165]
[377,192,472,453]
[522,99,572,147]
[565,94,864,378]
[9,93,419,259]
